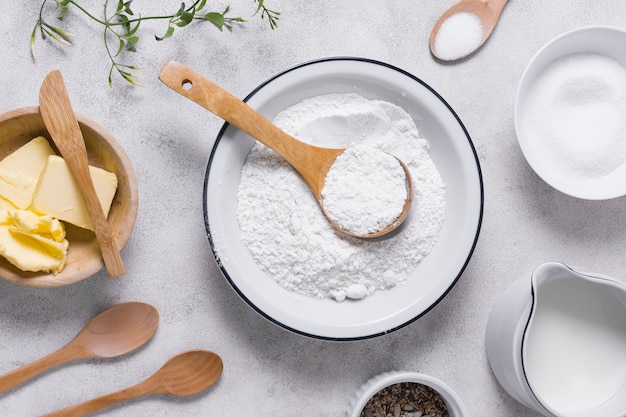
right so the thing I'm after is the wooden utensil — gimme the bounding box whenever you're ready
[0,302,158,395]
[0,107,138,288]
[42,350,223,417]
[39,70,125,277]
[158,60,413,238]
[430,0,509,61]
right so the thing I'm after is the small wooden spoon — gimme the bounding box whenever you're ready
[42,350,223,417]
[0,302,158,395]
[158,60,413,238]
[430,0,509,61]
[39,70,125,277]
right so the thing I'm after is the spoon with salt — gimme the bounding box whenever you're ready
[42,350,223,417]
[159,60,413,239]
[430,0,509,61]
[0,302,159,395]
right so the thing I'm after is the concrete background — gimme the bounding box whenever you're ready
[2,1,626,416]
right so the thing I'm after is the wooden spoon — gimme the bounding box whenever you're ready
[430,0,509,61]
[158,60,413,238]
[39,70,125,277]
[0,302,158,395]
[42,350,223,417]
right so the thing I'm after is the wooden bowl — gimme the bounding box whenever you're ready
[0,107,138,287]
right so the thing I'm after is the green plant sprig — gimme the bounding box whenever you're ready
[254,0,280,30]
[31,0,280,87]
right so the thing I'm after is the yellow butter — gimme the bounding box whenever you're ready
[0,209,68,274]
[11,209,66,242]
[0,137,56,209]
[33,155,118,231]
[0,196,16,210]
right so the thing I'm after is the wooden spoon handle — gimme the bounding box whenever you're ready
[41,380,156,417]
[0,345,79,395]
[158,60,342,197]
[63,150,125,277]
[158,60,301,159]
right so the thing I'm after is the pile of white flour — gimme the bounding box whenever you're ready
[322,146,408,236]
[236,93,446,302]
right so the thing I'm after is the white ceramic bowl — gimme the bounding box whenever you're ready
[204,57,483,340]
[515,26,626,200]
[348,371,468,417]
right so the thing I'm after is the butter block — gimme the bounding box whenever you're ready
[0,209,68,274]
[0,196,16,211]
[0,137,56,209]
[33,155,118,231]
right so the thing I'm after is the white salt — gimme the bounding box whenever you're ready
[522,53,626,179]
[434,12,484,60]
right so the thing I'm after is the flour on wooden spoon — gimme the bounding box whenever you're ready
[237,93,446,302]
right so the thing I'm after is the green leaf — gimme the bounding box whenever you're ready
[254,0,265,15]
[120,70,141,86]
[175,10,194,27]
[126,21,140,36]
[47,24,74,40]
[45,28,71,45]
[118,14,131,32]
[115,38,124,56]
[119,63,140,70]
[204,12,224,30]
[123,0,134,16]
[57,0,71,17]
[32,0,281,87]
[175,2,186,16]
[43,24,73,44]
[58,8,68,19]
[29,27,37,57]
[155,25,175,41]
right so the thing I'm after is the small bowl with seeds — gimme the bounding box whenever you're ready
[349,371,468,417]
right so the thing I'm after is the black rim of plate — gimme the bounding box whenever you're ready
[203,56,484,341]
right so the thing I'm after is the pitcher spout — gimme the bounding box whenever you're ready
[522,262,626,417]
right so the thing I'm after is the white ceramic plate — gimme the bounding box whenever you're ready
[204,57,483,340]
[515,26,626,200]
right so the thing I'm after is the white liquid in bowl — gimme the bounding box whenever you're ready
[524,276,626,415]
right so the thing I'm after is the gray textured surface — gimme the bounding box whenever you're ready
[1,1,626,416]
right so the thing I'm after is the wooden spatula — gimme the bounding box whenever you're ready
[39,70,125,277]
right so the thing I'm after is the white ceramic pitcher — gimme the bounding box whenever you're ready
[486,262,626,417]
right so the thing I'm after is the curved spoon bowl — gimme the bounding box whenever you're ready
[430,0,508,61]
[42,350,223,417]
[0,302,159,395]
